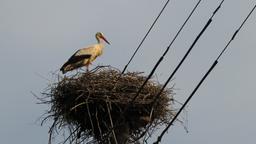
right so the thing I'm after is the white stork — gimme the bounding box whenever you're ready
[60,32,110,74]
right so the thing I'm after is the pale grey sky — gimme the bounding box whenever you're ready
[0,0,256,143]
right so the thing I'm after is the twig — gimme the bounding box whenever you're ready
[96,108,104,141]
[86,100,95,135]
[106,101,118,144]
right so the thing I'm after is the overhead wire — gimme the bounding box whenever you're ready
[101,1,172,141]
[216,4,256,61]
[153,3,256,144]
[121,0,172,74]
[138,0,224,142]
[125,0,203,111]
[109,0,172,105]
[151,0,224,112]
[106,0,203,141]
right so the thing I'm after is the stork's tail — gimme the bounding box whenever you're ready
[60,65,67,74]
[60,62,70,74]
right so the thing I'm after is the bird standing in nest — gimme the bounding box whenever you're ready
[60,32,110,74]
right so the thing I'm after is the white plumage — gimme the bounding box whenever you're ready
[60,32,110,74]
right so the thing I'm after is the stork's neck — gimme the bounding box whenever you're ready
[97,37,105,44]
[96,39,105,50]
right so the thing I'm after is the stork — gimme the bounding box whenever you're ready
[60,32,110,74]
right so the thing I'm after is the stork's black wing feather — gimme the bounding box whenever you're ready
[67,54,91,64]
[60,53,91,73]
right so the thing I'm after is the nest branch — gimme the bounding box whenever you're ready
[40,66,176,144]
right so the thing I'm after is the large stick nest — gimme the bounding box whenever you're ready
[40,66,175,144]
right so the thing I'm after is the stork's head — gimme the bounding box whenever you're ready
[96,32,110,45]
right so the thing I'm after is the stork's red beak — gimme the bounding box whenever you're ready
[100,35,110,45]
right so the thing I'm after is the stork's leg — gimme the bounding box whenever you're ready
[86,65,89,72]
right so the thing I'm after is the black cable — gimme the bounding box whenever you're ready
[153,60,218,144]
[126,0,203,109]
[102,1,172,139]
[106,1,203,141]
[151,0,224,108]
[153,3,256,144]
[217,4,256,61]
[121,0,171,74]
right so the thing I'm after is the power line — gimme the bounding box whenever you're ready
[151,0,224,110]
[109,0,173,103]
[126,0,203,109]
[217,4,256,61]
[107,1,203,140]
[109,0,172,107]
[153,3,256,144]
[121,0,171,74]
[102,1,173,139]
[153,60,218,144]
